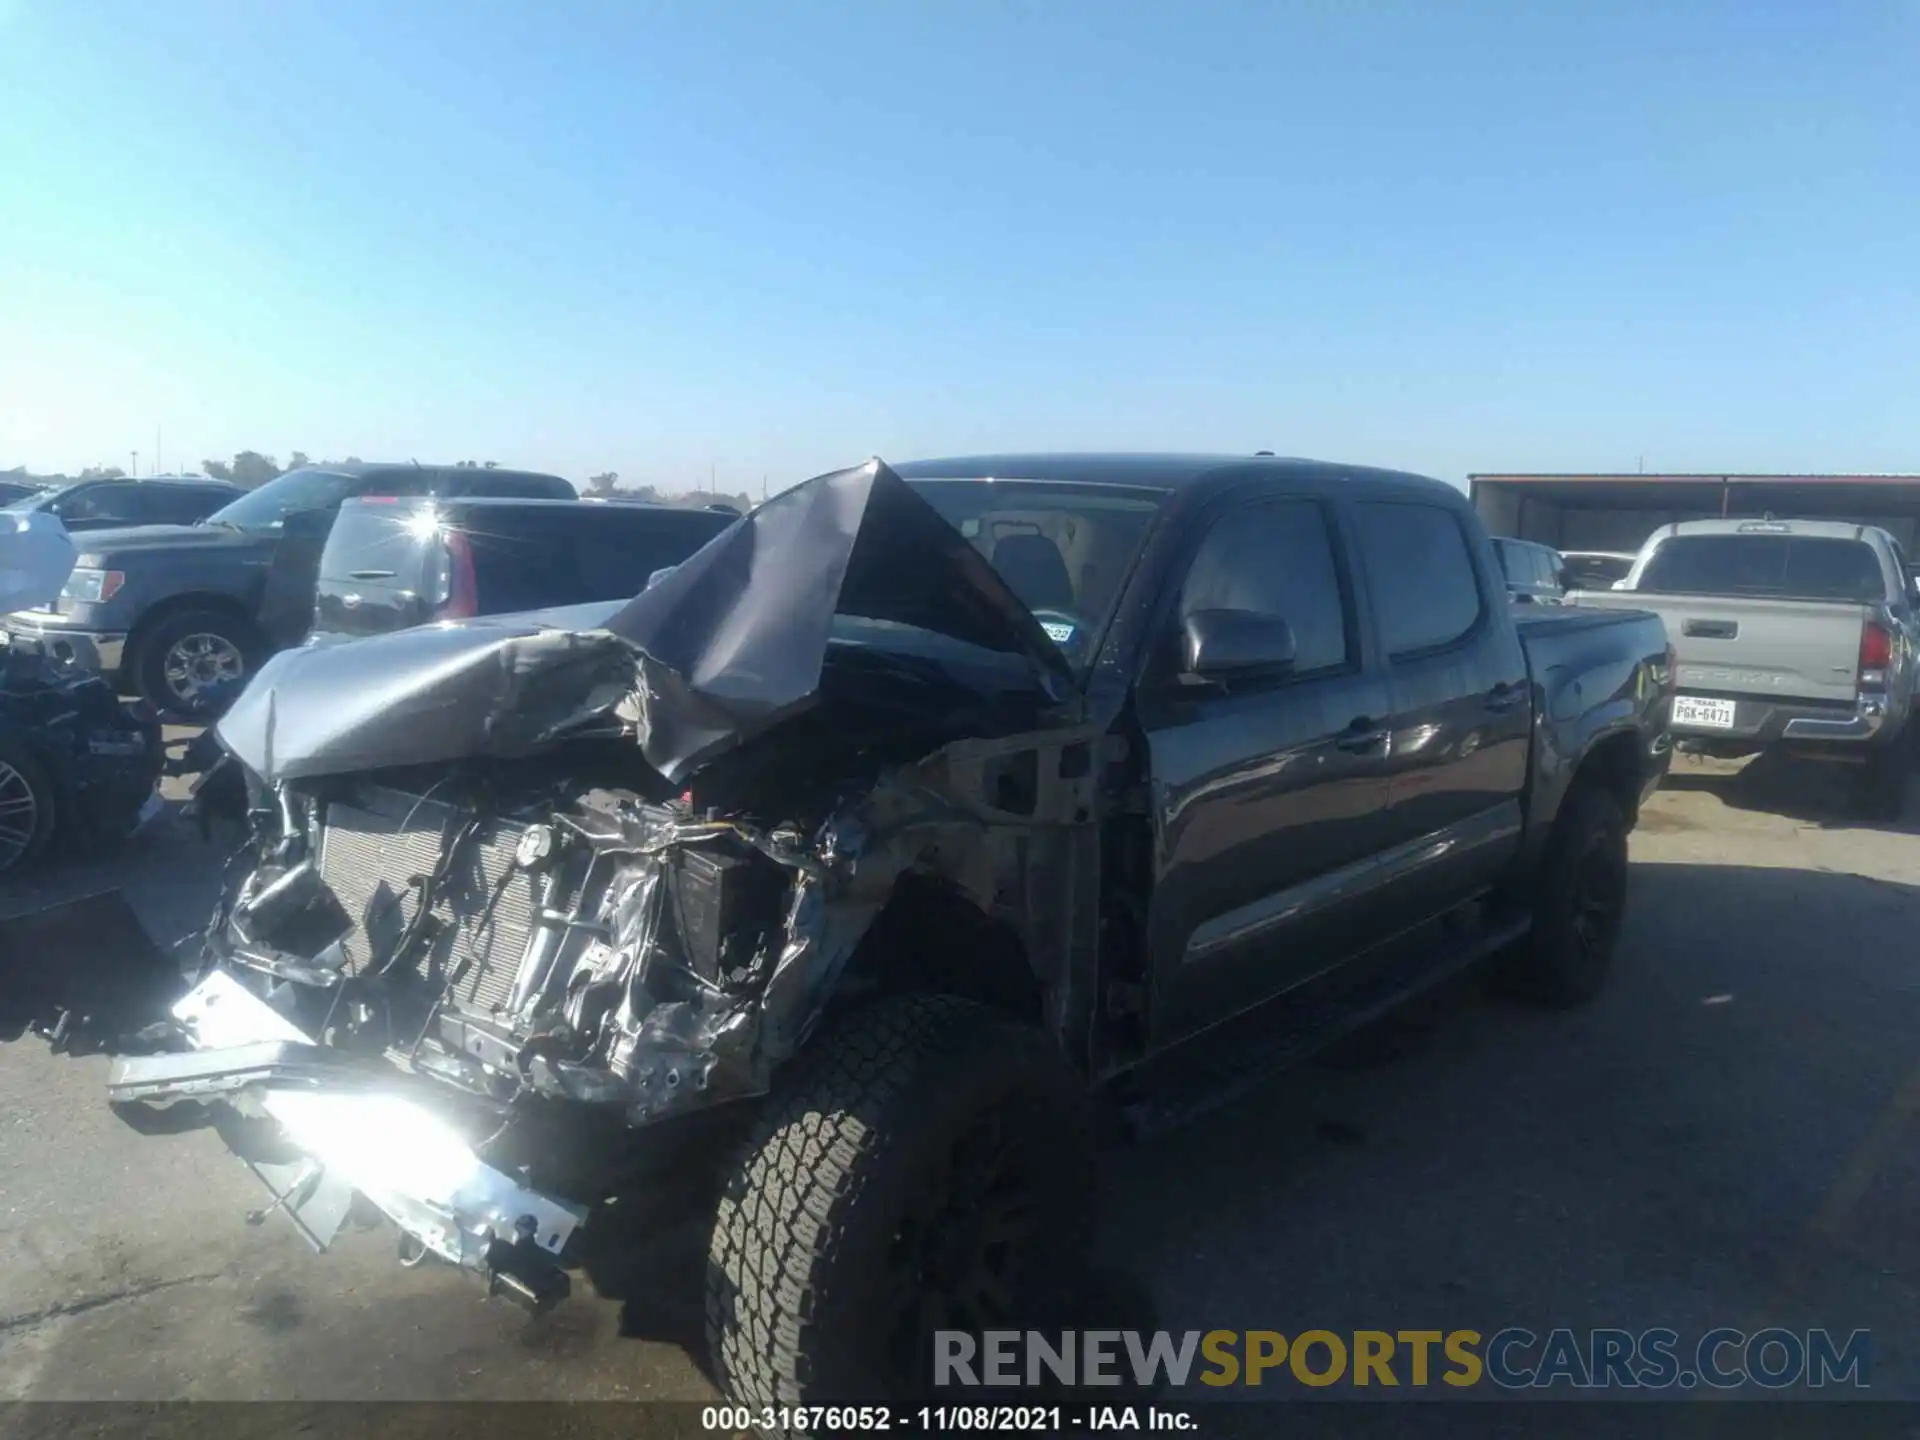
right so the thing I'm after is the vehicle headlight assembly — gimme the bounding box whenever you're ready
[60,567,125,603]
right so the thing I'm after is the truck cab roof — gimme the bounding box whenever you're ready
[891,452,1461,503]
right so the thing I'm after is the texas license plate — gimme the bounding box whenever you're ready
[1673,695,1737,729]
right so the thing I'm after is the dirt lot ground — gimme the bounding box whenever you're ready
[4,750,1920,1410]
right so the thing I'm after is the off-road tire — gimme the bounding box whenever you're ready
[1852,740,1909,823]
[0,733,56,874]
[705,994,1095,1411]
[132,609,262,720]
[1495,786,1629,1008]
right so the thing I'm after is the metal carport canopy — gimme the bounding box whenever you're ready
[1469,473,1920,517]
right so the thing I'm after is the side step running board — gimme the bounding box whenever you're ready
[1122,911,1531,1140]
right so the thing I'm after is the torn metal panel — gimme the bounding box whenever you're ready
[606,458,1073,780]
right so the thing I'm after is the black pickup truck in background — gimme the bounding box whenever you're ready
[2,462,574,718]
[102,453,1675,1409]
[1,474,242,533]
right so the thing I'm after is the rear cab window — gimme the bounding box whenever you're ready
[1638,534,1886,603]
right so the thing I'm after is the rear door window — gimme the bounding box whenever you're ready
[1352,502,1484,657]
[1639,535,1885,602]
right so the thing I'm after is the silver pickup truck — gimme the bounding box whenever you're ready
[1570,518,1919,819]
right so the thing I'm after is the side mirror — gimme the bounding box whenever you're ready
[1181,609,1297,681]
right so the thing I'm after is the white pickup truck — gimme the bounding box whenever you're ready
[1571,517,1920,819]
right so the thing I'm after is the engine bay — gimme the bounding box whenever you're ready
[211,761,860,1129]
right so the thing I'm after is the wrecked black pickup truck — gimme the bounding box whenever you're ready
[101,454,1674,1406]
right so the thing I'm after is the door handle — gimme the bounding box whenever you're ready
[1485,681,1527,712]
[1334,717,1389,753]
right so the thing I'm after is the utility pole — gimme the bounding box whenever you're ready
[156,425,163,475]
[130,451,139,478]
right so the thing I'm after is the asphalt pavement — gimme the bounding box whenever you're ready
[4,752,1919,1407]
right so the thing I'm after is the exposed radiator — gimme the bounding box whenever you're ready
[315,786,545,1021]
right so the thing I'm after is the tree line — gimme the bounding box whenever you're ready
[585,472,754,512]
[6,455,753,510]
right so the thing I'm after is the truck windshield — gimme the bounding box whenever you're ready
[1637,534,1885,603]
[901,478,1168,668]
[204,468,358,531]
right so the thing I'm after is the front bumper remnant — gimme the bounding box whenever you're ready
[108,971,586,1309]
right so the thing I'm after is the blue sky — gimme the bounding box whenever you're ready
[1,1,1915,492]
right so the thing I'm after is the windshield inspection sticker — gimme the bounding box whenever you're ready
[1042,620,1076,645]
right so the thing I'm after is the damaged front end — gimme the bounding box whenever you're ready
[106,460,1100,1307]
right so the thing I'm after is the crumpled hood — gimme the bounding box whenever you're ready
[603,457,1073,778]
[0,511,78,612]
[216,459,1073,784]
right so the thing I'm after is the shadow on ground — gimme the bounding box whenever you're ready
[1093,856,1920,1401]
[1660,749,1920,833]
